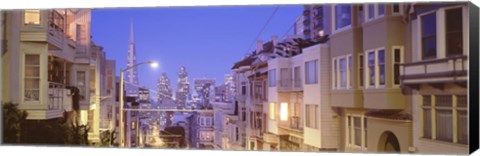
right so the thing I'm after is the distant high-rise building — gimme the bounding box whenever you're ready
[157,73,173,103]
[194,78,216,109]
[176,66,190,109]
[294,5,325,40]
[126,19,139,96]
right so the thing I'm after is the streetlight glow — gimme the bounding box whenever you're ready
[149,61,159,68]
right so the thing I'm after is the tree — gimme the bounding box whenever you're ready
[2,102,28,143]
[100,130,117,147]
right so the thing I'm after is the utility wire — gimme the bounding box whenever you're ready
[244,6,280,54]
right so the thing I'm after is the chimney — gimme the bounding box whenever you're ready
[271,35,278,46]
[256,40,264,53]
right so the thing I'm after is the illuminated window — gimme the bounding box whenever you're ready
[24,10,40,25]
[131,121,136,130]
[280,102,288,121]
[269,102,275,120]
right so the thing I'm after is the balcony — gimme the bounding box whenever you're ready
[400,55,468,88]
[279,116,303,131]
[46,82,73,114]
[303,9,311,16]
[277,79,303,92]
[263,133,280,144]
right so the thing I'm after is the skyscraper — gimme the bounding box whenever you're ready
[176,66,190,109]
[157,73,173,103]
[125,19,139,97]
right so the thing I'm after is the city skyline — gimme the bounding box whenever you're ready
[91,5,302,91]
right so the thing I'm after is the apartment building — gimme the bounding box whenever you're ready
[295,5,325,40]
[1,9,92,120]
[400,3,470,154]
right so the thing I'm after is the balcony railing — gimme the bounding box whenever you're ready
[277,79,303,92]
[48,82,65,110]
[400,55,468,85]
[289,116,302,130]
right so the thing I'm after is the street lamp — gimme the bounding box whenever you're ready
[119,61,158,147]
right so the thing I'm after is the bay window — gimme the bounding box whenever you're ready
[334,4,352,31]
[421,12,437,60]
[24,54,40,101]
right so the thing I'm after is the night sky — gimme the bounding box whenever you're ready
[91,5,302,92]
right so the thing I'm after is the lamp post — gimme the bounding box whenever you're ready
[119,61,158,147]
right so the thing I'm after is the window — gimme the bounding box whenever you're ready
[367,51,375,87]
[393,4,402,14]
[77,71,86,100]
[445,8,463,57]
[365,49,385,88]
[422,95,468,144]
[422,95,432,138]
[393,47,403,86]
[280,102,288,121]
[305,60,318,84]
[24,54,40,101]
[241,82,246,95]
[367,4,375,20]
[457,95,468,144]
[378,49,385,86]
[421,12,437,60]
[354,117,361,146]
[294,66,301,88]
[24,10,40,25]
[268,69,276,87]
[131,121,136,130]
[348,55,352,88]
[280,68,290,87]
[364,118,368,148]
[334,5,352,30]
[269,102,275,120]
[305,104,318,129]
[378,4,385,16]
[358,54,364,87]
[333,59,337,89]
[242,110,246,121]
[435,95,453,142]
[347,115,367,148]
[339,58,347,88]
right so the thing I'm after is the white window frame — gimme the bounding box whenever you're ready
[364,47,386,89]
[332,4,353,34]
[346,114,367,151]
[392,46,404,87]
[24,54,41,102]
[333,55,352,90]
